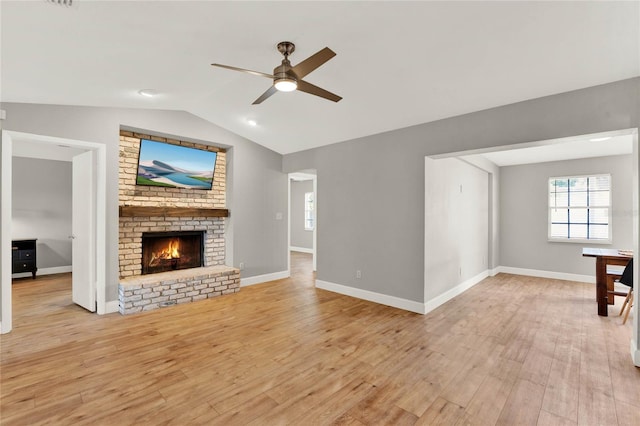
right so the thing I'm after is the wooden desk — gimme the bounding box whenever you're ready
[582,248,632,316]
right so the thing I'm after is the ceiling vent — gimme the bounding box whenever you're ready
[47,0,74,6]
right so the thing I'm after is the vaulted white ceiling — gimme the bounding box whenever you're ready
[1,1,638,155]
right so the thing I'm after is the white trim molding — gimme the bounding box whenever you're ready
[424,270,489,315]
[240,270,289,287]
[315,280,426,314]
[631,337,640,367]
[11,265,72,279]
[496,266,594,283]
[1,131,13,334]
[317,271,491,315]
[289,246,313,254]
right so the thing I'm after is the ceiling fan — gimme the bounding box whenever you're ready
[212,41,342,105]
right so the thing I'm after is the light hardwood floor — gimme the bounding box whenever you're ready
[1,253,639,425]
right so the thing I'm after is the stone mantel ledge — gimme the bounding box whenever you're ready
[119,265,238,287]
[118,265,240,315]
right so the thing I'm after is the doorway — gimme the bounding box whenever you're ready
[10,155,74,322]
[288,172,316,279]
[1,130,107,334]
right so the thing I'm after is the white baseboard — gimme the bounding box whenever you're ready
[240,270,289,287]
[496,266,594,284]
[105,300,120,314]
[424,270,489,315]
[290,246,313,254]
[315,280,426,314]
[12,265,72,279]
[631,338,640,367]
[41,265,73,275]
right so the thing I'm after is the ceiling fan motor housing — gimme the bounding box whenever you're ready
[274,60,297,85]
[274,42,298,89]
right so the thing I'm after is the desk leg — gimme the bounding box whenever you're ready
[596,257,608,316]
[606,274,619,305]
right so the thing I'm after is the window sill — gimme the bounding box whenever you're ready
[548,238,612,245]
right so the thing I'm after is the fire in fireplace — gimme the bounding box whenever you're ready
[141,231,205,275]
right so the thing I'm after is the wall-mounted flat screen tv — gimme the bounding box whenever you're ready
[136,139,217,190]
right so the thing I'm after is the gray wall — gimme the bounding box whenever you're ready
[500,154,633,275]
[0,104,288,305]
[290,180,313,250]
[12,157,72,269]
[284,78,639,304]
[425,158,488,300]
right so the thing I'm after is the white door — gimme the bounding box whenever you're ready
[72,150,96,312]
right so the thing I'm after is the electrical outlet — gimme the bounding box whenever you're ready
[356,270,362,279]
[239,262,245,270]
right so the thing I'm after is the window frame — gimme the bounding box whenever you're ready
[547,173,612,244]
[304,191,315,231]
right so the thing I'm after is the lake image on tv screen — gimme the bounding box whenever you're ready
[136,140,217,190]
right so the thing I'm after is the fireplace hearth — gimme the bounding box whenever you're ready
[141,231,204,275]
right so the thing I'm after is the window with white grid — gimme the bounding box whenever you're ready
[304,192,315,231]
[548,174,611,243]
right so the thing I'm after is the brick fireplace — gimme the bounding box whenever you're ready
[117,131,239,314]
[119,213,225,278]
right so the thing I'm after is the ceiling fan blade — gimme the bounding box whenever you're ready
[291,47,336,79]
[297,80,342,103]
[252,85,278,105]
[211,63,274,79]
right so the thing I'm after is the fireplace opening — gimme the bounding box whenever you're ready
[141,231,205,275]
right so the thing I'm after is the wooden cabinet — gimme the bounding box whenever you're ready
[12,239,37,279]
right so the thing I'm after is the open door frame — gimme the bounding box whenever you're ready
[287,172,317,276]
[0,130,107,334]
[1,133,13,333]
[431,127,639,366]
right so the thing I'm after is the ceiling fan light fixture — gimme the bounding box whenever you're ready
[274,78,297,92]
